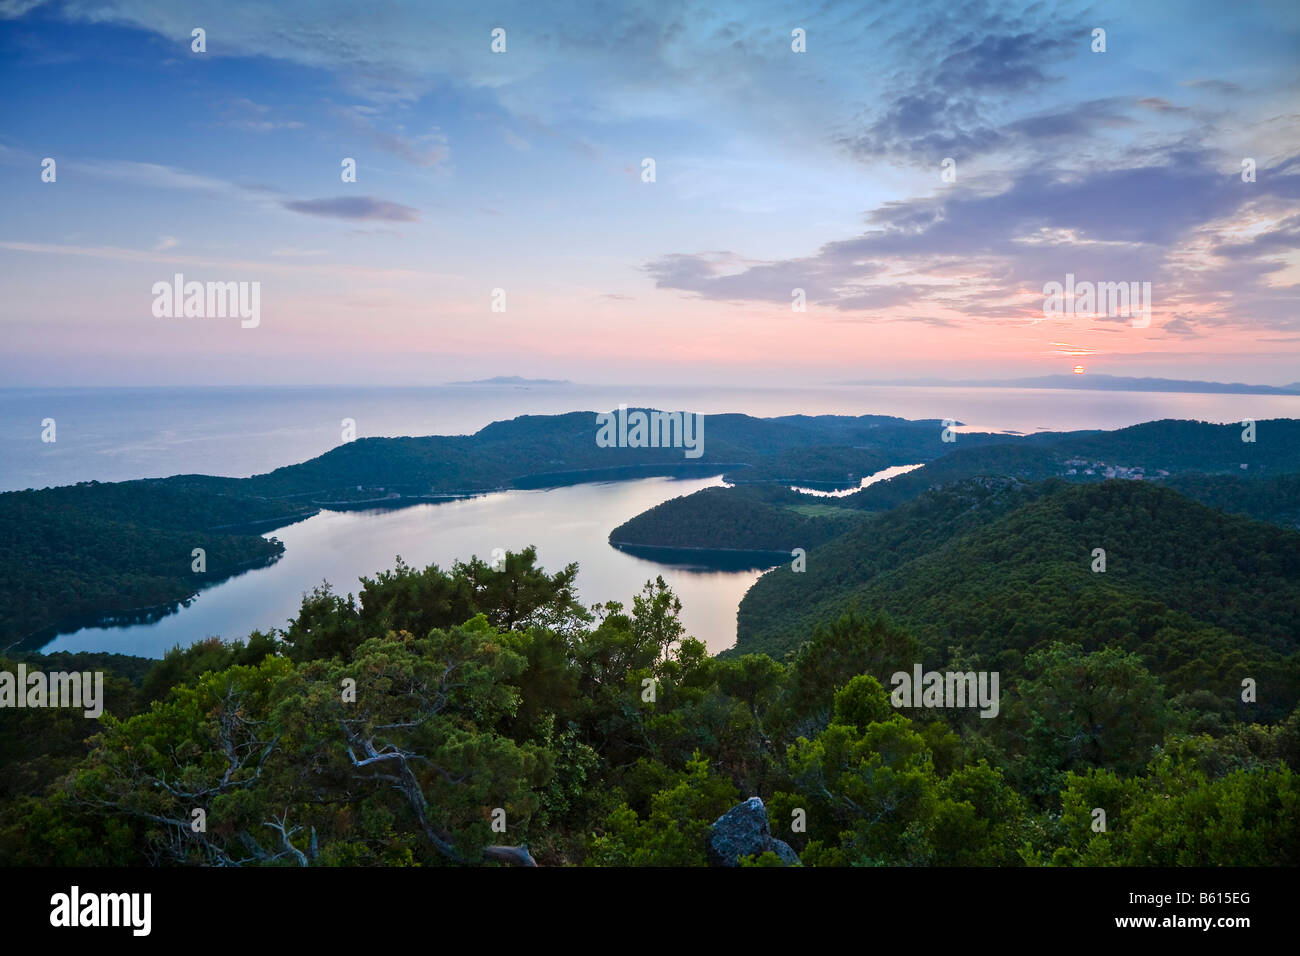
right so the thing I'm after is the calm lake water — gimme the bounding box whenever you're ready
[791,463,924,497]
[38,475,766,658]
[6,385,1299,658]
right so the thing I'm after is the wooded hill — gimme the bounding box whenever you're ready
[735,479,1300,726]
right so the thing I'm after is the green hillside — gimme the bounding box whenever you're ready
[0,481,306,647]
[736,480,1300,722]
[609,483,857,552]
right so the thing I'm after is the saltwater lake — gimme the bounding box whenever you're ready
[36,475,767,658]
[6,384,1299,658]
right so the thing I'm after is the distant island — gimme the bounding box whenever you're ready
[447,376,572,386]
[835,374,1300,395]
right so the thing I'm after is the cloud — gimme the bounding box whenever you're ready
[332,104,449,168]
[280,196,421,221]
[220,97,305,132]
[1183,79,1244,96]
[0,0,45,16]
[827,313,960,327]
[1137,97,1188,114]
[153,235,178,251]
[0,239,446,279]
[1004,98,1136,139]
[500,127,531,151]
[1162,317,1204,338]
[1211,214,1300,258]
[644,251,839,304]
[646,146,1300,333]
[932,30,1069,93]
[1049,342,1097,356]
[49,157,433,233]
[72,158,246,197]
[835,10,1085,163]
[837,96,1005,163]
[0,0,1073,157]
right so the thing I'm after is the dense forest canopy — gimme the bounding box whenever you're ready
[736,480,1300,672]
[610,484,856,551]
[1,535,1296,867]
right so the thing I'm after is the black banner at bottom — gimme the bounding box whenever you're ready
[8,865,1280,943]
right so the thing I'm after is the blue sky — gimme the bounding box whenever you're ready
[1,0,1298,385]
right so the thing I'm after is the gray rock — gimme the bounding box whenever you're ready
[768,837,801,866]
[707,796,801,866]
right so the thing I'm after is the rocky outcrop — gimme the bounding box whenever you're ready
[706,797,800,866]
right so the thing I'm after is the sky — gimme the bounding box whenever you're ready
[1,0,1298,387]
